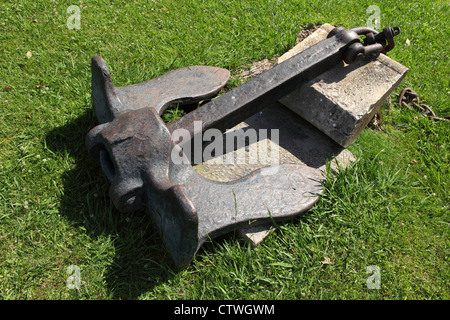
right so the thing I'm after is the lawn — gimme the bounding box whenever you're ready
[0,0,448,300]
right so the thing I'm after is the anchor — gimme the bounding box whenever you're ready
[86,26,400,268]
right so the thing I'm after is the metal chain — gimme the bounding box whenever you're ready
[397,88,450,122]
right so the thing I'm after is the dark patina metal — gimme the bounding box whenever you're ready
[86,26,400,268]
[328,26,400,63]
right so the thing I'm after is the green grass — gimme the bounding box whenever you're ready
[0,0,448,299]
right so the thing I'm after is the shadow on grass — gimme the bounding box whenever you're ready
[46,109,178,299]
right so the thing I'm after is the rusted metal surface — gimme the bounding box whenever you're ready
[91,63,231,124]
[86,26,400,268]
[398,88,450,122]
[327,26,400,64]
[168,28,359,142]
[87,57,324,267]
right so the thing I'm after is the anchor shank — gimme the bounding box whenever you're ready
[167,30,358,140]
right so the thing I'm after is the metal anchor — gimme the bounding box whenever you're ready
[86,26,400,268]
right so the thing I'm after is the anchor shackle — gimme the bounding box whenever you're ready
[327,26,401,64]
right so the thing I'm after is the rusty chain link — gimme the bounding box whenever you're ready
[397,88,450,122]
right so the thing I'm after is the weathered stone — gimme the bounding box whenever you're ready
[238,223,276,247]
[278,23,409,147]
[278,24,335,64]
